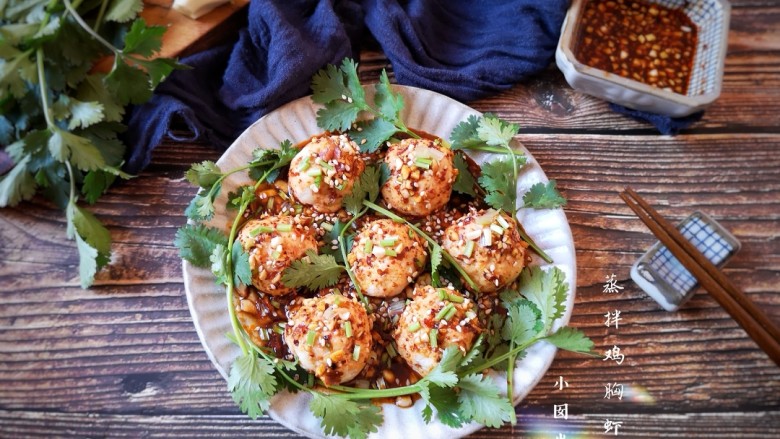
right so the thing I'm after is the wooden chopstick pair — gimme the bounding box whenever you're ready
[620,187,780,367]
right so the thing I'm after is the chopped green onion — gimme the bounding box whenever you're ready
[443,306,457,321]
[320,161,335,171]
[267,197,275,210]
[380,237,398,247]
[364,240,373,253]
[271,300,281,308]
[408,321,421,332]
[307,373,314,387]
[383,248,397,257]
[435,303,455,321]
[250,225,274,236]
[490,223,505,235]
[343,321,353,338]
[306,329,317,346]
[464,240,475,258]
[297,156,311,172]
[353,345,361,361]
[386,342,397,358]
[321,222,334,232]
[294,204,303,214]
[496,214,510,229]
[273,323,285,334]
[276,224,293,232]
[408,228,414,238]
[429,328,438,348]
[437,289,447,300]
[334,295,341,305]
[306,167,322,177]
[313,174,322,188]
[415,157,433,169]
[271,250,281,260]
[447,293,464,303]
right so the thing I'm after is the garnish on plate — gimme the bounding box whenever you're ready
[176,58,596,438]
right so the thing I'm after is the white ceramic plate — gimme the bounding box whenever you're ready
[183,85,576,439]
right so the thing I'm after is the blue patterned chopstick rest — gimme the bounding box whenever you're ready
[630,211,741,312]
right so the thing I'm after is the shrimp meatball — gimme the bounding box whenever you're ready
[236,216,318,296]
[285,294,372,386]
[348,219,427,298]
[381,138,457,216]
[441,209,529,293]
[393,285,481,376]
[288,135,365,213]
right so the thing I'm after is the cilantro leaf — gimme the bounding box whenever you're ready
[67,202,112,287]
[343,164,381,214]
[67,99,104,130]
[349,118,397,153]
[501,298,543,345]
[430,244,443,279]
[452,153,477,197]
[231,241,252,286]
[456,373,515,428]
[310,393,382,439]
[248,140,297,183]
[122,19,165,57]
[476,114,519,146]
[185,160,222,189]
[81,169,117,204]
[316,100,361,132]
[48,128,106,171]
[227,353,278,419]
[76,75,124,123]
[135,57,188,88]
[424,386,465,428]
[0,156,36,207]
[105,0,143,23]
[478,157,517,213]
[175,224,228,267]
[185,183,220,221]
[281,250,344,290]
[545,327,598,356]
[74,233,99,289]
[106,58,152,105]
[523,180,567,209]
[311,63,350,104]
[320,219,347,260]
[449,115,482,151]
[518,266,568,333]
[374,70,404,121]
[423,346,461,388]
[210,244,229,285]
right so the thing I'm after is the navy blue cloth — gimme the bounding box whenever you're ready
[609,103,704,135]
[363,0,568,102]
[124,0,362,173]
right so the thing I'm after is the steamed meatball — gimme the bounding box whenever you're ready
[393,285,481,376]
[285,294,372,386]
[381,138,457,216]
[348,219,427,298]
[288,135,365,213]
[236,216,318,296]
[441,209,529,293]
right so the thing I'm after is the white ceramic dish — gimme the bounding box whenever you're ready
[183,85,577,438]
[556,0,731,117]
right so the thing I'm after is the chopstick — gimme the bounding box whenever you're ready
[620,187,780,367]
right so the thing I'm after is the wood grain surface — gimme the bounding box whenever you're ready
[1,0,779,437]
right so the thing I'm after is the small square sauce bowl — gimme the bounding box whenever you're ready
[556,0,731,117]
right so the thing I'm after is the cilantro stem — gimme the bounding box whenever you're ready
[362,200,480,292]
[93,0,109,32]
[325,383,425,399]
[63,0,117,55]
[226,200,251,356]
[460,336,541,377]
[506,340,517,425]
[338,208,366,300]
[515,223,552,264]
[35,48,55,129]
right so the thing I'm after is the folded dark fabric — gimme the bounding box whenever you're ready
[363,0,568,102]
[124,0,362,173]
[609,103,704,135]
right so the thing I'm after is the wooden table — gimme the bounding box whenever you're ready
[1,1,779,437]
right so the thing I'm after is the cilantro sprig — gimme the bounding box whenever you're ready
[312,59,419,152]
[0,0,187,287]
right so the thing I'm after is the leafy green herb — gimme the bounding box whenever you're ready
[0,0,187,288]
[478,156,525,214]
[523,180,567,209]
[311,59,419,152]
[231,242,252,286]
[228,353,278,419]
[281,250,345,290]
[343,164,381,214]
[456,373,516,428]
[310,393,383,439]
[452,153,477,197]
[515,266,568,333]
[501,299,544,345]
[247,140,297,183]
[450,113,519,155]
[545,327,598,356]
[175,224,229,267]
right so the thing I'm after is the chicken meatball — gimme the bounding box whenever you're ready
[348,219,427,298]
[236,216,318,296]
[288,135,365,213]
[381,138,457,216]
[285,294,372,386]
[393,285,481,376]
[441,209,529,293]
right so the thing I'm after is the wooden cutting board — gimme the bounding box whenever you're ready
[141,0,250,59]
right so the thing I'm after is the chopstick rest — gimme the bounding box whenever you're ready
[631,211,741,312]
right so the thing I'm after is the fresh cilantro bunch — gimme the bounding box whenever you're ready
[312,59,419,153]
[0,0,187,287]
